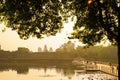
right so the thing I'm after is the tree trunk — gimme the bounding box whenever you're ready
[118,7,120,80]
[118,41,120,79]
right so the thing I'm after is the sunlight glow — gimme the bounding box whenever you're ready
[0,16,111,52]
[88,0,92,4]
[0,19,75,52]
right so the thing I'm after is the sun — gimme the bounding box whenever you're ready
[88,0,92,4]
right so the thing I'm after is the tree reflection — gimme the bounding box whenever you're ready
[16,67,29,74]
[0,60,73,75]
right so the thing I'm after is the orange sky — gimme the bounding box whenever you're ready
[0,16,110,52]
[0,18,81,52]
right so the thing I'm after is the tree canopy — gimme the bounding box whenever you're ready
[0,0,119,43]
[69,0,119,46]
[0,0,120,78]
[0,0,67,39]
[1,0,118,46]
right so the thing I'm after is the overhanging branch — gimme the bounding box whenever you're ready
[97,0,118,42]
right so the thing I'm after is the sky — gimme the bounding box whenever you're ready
[0,19,82,52]
[0,16,111,52]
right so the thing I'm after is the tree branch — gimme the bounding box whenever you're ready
[97,0,117,41]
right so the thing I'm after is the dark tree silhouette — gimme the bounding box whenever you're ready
[0,0,120,78]
[0,0,64,39]
[69,0,120,78]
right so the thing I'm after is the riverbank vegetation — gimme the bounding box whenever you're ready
[0,42,118,64]
[56,41,118,64]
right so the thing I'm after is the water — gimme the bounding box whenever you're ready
[0,61,118,80]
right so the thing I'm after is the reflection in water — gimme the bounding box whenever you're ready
[0,61,118,80]
[0,60,73,74]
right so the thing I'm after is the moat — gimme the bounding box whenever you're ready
[0,61,118,80]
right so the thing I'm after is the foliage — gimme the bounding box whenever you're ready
[0,0,119,66]
[0,0,66,39]
[1,0,118,45]
[56,41,118,64]
[69,0,118,46]
[56,41,75,53]
[75,46,118,64]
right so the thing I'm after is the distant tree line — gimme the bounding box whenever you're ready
[0,50,74,61]
[75,46,118,64]
[56,41,118,64]
[56,41,75,53]
[0,42,118,64]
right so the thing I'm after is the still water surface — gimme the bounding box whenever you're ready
[0,61,118,80]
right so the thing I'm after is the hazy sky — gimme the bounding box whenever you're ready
[0,19,80,52]
[0,17,110,52]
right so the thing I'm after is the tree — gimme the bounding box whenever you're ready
[56,41,75,53]
[0,0,64,39]
[0,0,120,78]
[68,0,120,78]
